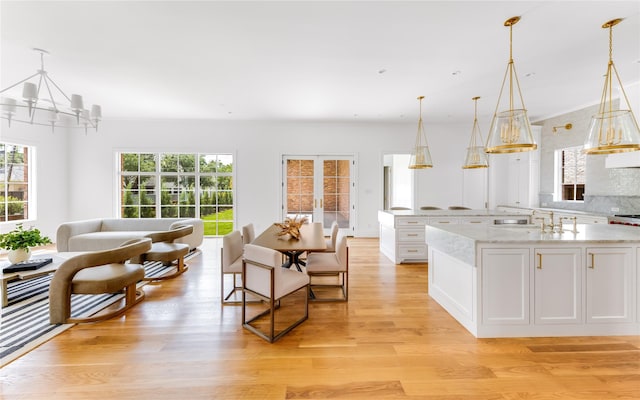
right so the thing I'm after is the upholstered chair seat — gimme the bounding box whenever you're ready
[305,231,349,302]
[49,238,152,324]
[242,223,256,246]
[242,244,309,342]
[221,230,245,304]
[134,224,194,281]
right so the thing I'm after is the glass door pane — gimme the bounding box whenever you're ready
[284,155,354,235]
[285,158,315,223]
[323,159,350,229]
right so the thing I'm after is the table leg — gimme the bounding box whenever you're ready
[281,251,304,272]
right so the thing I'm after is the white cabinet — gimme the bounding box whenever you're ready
[378,214,428,263]
[481,248,530,325]
[488,126,541,209]
[380,211,531,264]
[586,247,635,323]
[534,248,582,324]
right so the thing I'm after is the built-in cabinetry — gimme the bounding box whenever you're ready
[488,126,541,209]
[533,248,582,325]
[426,223,639,338]
[378,210,529,264]
[585,247,635,323]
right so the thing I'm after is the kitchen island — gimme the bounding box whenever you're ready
[425,223,640,338]
[378,209,530,263]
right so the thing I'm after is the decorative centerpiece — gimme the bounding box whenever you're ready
[275,215,308,240]
[0,223,52,264]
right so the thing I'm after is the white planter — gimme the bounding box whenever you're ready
[8,248,31,264]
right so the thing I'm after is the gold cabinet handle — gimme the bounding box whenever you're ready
[314,199,317,208]
[320,199,323,208]
[537,253,542,269]
[407,221,418,224]
[588,253,595,269]
[407,233,418,237]
[407,250,418,253]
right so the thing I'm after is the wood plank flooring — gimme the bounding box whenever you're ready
[1,238,639,399]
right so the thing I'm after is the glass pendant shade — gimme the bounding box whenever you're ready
[485,16,537,154]
[408,96,433,169]
[584,18,640,154]
[463,96,489,169]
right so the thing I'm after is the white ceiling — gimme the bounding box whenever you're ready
[1,1,639,124]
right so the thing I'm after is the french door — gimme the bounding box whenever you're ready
[283,155,354,234]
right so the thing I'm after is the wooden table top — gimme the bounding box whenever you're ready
[252,222,326,252]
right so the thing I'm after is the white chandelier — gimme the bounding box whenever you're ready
[1,48,102,133]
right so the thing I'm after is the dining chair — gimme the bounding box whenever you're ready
[242,223,255,246]
[448,206,471,210]
[324,220,340,252]
[221,230,244,305]
[420,206,442,210]
[305,231,348,302]
[242,244,310,342]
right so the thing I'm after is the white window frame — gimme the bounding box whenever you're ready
[554,145,585,202]
[115,151,235,236]
[0,142,36,223]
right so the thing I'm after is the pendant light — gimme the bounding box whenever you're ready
[408,96,433,169]
[485,16,537,154]
[463,96,489,169]
[584,18,640,154]
[0,48,101,133]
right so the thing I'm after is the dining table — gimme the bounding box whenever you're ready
[252,222,326,271]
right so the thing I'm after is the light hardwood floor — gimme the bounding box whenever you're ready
[2,238,639,399]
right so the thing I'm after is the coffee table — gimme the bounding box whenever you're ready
[1,252,84,307]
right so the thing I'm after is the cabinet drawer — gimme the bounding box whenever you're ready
[459,218,491,225]
[399,245,428,259]
[428,217,457,225]
[397,218,427,227]
[398,229,425,242]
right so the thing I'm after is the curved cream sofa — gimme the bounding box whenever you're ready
[56,218,204,252]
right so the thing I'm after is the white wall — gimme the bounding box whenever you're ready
[0,117,476,239]
[415,123,470,209]
[0,122,70,240]
[63,118,472,237]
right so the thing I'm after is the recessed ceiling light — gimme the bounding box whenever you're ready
[452,70,462,76]
[524,72,536,78]
[378,69,387,74]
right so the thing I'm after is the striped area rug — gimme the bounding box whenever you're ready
[0,257,193,367]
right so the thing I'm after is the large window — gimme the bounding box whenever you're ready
[118,152,234,236]
[557,146,585,201]
[0,143,32,222]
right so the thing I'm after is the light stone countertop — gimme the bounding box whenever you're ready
[425,223,640,266]
[380,209,532,217]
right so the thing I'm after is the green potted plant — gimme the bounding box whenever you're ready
[0,223,52,264]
